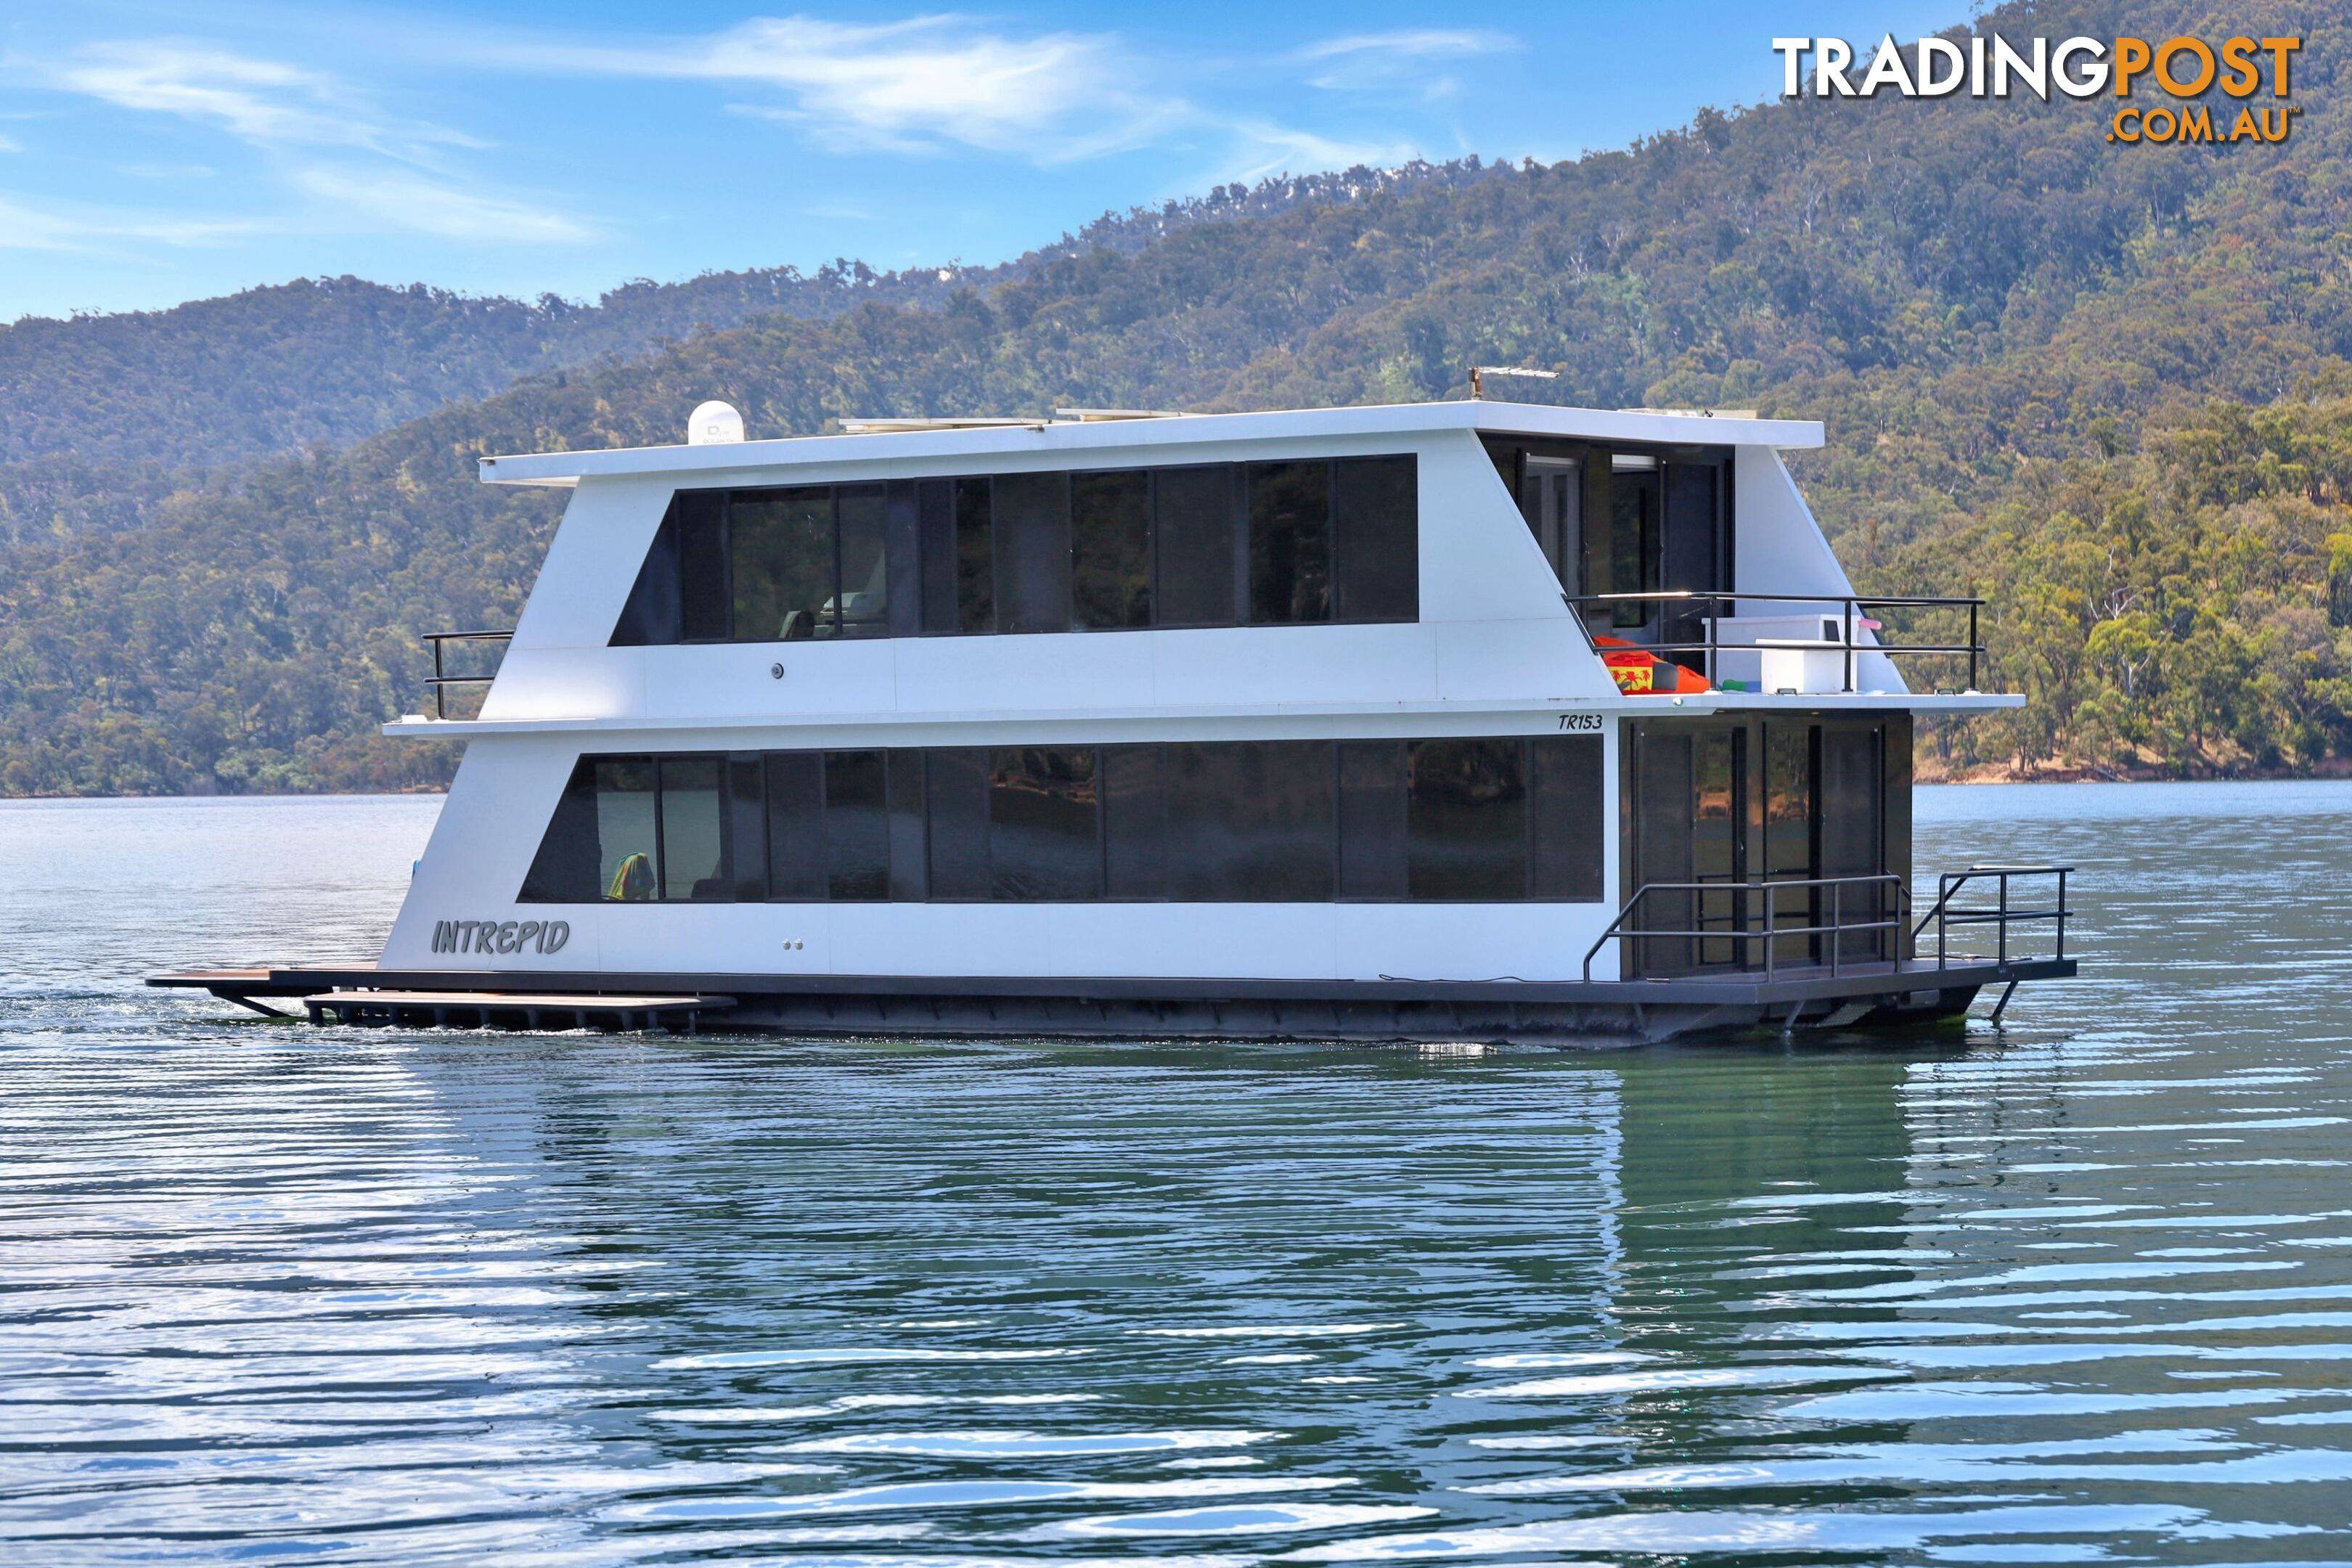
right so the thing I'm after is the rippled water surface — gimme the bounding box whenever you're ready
[4,785,2351,1565]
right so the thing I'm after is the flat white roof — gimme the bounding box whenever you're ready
[479,399,1825,487]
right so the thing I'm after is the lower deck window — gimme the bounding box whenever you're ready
[519,737,1604,905]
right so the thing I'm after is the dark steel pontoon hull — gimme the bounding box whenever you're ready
[150,957,2073,1044]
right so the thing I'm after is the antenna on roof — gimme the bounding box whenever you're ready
[687,401,745,444]
[1469,366,1561,400]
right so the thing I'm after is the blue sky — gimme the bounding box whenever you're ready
[0,1,1956,322]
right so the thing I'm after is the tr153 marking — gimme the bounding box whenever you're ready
[1556,712,1604,732]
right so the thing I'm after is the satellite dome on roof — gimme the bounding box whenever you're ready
[687,401,744,446]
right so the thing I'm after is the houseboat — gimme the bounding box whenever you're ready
[155,398,2073,1040]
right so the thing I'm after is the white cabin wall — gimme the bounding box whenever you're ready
[382,735,600,970]
[1734,446,1908,694]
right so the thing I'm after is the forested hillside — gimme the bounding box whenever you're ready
[3,0,2348,794]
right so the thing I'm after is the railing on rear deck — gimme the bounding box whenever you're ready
[1565,591,1985,693]
[1581,873,1909,982]
[1911,865,2073,969]
[421,630,513,719]
[1583,865,2074,983]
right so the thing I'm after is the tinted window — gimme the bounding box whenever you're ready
[530,734,1582,905]
[1248,462,1330,625]
[836,483,890,637]
[732,489,832,641]
[989,747,1100,900]
[1101,745,1166,899]
[520,759,600,901]
[955,478,995,633]
[595,758,658,900]
[1408,739,1525,901]
[658,756,727,900]
[1168,741,1332,900]
[615,459,1418,645]
[825,750,890,900]
[884,481,923,637]
[993,472,1071,634]
[1153,465,1238,627]
[1072,470,1151,629]
[764,751,825,900]
[1332,456,1418,622]
[677,491,729,642]
[918,479,958,634]
[887,751,928,900]
[1529,736,1604,902]
[613,510,682,647]
[1336,740,1406,899]
[924,748,991,899]
[727,756,767,902]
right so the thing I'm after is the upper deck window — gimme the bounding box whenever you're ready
[610,456,1418,645]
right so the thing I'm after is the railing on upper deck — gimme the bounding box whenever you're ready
[421,630,513,719]
[1564,591,1986,694]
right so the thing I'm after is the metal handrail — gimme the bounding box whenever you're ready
[1911,865,2073,970]
[1582,873,1909,982]
[422,629,514,719]
[1565,590,1985,693]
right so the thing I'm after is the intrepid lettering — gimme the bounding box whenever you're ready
[432,918,569,955]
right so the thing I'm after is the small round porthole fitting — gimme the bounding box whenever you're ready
[769,662,785,680]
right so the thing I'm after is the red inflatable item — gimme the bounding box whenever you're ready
[1594,636,1712,695]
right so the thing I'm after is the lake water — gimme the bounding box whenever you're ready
[3,784,2351,1565]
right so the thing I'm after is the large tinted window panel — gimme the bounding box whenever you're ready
[677,491,730,642]
[1408,738,1526,900]
[727,756,767,902]
[1248,462,1331,624]
[989,748,1100,900]
[595,759,659,900]
[1529,736,1604,902]
[883,480,923,636]
[825,750,890,901]
[955,478,995,633]
[1072,470,1151,629]
[887,751,928,901]
[1167,741,1334,901]
[1331,456,1417,622]
[1336,740,1407,899]
[837,483,890,638]
[1609,467,1659,628]
[1101,746,1166,899]
[659,756,727,900]
[612,509,682,645]
[1154,465,1238,627]
[924,748,991,899]
[520,759,601,901]
[918,480,958,633]
[731,489,833,641]
[993,471,1071,634]
[764,752,825,901]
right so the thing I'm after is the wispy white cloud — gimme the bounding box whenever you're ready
[54,40,361,146]
[1222,121,1423,184]
[0,134,20,154]
[0,191,256,253]
[290,165,593,242]
[511,15,1182,161]
[1296,28,1516,94]
[33,38,588,244]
